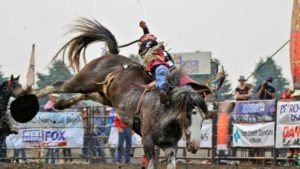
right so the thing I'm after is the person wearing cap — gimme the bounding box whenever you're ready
[43,94,60,164]
[43,94,59,111]
[235,76,252,101]
[138,20,174,104]
[256,76,276,100]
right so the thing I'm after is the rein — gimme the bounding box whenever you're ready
[118,39,140,48]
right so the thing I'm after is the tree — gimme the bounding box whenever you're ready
[36,60,73,106]
[0,66,7,83]
[252,57,289,99]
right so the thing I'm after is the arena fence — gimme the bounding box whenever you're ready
[0,99,299,167]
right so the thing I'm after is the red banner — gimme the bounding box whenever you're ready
[291,0,300,89]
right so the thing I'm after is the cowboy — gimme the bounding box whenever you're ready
[138,20,173,103]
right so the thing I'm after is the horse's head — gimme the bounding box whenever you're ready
[1,75,23,97]
[170,87,208,153]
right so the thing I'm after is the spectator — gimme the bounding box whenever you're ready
[280,87,294,100]
[13,148,26,163]
[0,127,7,163]
[115,115,132,164]
[107,108,117,163]
[44,94,60,164]
[235,76,252,101]
[81,107,89,159]
[44,94,59,111]
[92,107,106,163]
[256,76,276,100]
[62,148,72,163]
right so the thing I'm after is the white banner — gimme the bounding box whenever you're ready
[199,119,212,148]
[276,101,300,148]
[178,119,212,148]
[6,112,83,149]
[232,122,275,147]
[172,52,211,75]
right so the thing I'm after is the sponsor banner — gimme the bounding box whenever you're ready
[277,101,300,124]
[276,124,300,148]
[276,101,300,148]
[200,119,212,148]
[232,122,275,147]
[178,119,212,148]
[6,112,83,149]
[232,100,276,123]
[172,52,211,75]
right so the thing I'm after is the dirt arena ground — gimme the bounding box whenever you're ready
[0,163,298,169]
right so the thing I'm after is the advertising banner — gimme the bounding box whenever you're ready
[178,119,212,148]
[232,122,275,147]
[232,100,276,123]
[172,52,211,75]
[6,112,83,149]
[276,101,300,148]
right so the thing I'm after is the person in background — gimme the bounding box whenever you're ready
[235,76,252,101]
[44,94,60,164]
[93,107,106,163]
[62,148,72,163]
[280,87,294,100]
[81,107,89,160]
[107,108,117,163]
[115,114,132,165]
[13,148,26,163]
[256,76,276,100]
[44,94,59,111]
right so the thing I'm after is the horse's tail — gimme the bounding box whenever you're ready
[51,17,119,71]
[170,87,208,116]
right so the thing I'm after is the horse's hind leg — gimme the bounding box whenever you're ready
[142,136,157,169]
[164,147,177,169]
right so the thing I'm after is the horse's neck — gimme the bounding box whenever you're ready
[0,85,11,115]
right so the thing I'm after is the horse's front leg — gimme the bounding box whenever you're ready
[164,147,177,169]
[142,135,157,169]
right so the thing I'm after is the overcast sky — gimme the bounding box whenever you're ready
[0,0,293,88]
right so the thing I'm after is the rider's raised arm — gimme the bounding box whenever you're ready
[139,20,150,34]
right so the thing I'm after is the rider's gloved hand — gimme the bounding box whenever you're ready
[139,20,147,29]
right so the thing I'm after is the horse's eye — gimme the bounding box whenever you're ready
[191,110,197,115]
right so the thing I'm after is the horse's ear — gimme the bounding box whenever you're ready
[10,74,14,81]
[15,75,20,80]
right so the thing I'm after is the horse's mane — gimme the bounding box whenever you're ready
[170,87,207,114]
[51,17,119,71]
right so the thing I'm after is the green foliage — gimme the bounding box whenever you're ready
[0,66,7,84]
[252,57,289,99]
[36,60,73,105]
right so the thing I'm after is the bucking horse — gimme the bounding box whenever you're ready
[16,18,210,169]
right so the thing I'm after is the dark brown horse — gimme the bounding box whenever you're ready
[29,18,208,169]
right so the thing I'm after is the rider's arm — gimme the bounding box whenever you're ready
[140,20,150,34]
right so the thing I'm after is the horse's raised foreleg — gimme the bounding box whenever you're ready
[54,92,111,109]
[142,136,157,169]
[164,147,177,169]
